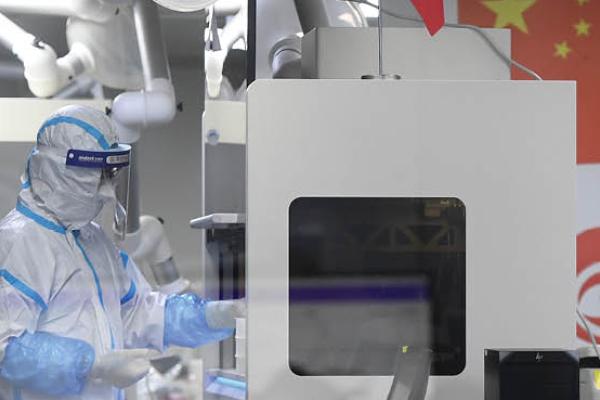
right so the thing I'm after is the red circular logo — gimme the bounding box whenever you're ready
[577,228,600,343]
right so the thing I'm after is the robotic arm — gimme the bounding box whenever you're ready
[0,0,124,22]
[0,0,134,97]
[0,12,94,97]
[205,0,247,98]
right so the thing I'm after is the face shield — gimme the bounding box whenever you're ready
[65,144,131,239]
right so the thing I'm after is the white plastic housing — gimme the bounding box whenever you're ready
[122,215,173,265]
[111,78,176,133]
[152,0,217,12]
[120,215,190,293]
[205,51,225,98]
[0,12,94,97]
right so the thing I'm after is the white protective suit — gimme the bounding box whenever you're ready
[0,106,235,400]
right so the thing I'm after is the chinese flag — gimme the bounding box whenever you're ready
[459,0,600,164]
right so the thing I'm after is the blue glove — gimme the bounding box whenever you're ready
[0,331,95,397]
[164,293,234,348]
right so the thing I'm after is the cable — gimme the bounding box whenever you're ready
[577,306,600,361]
[342,0,543,80]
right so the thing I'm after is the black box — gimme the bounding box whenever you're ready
[484,349,579,400]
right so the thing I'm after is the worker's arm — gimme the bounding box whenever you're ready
[118,251,168,350]
[118,251,242,350]
[0,250,94,396]
[0,330,95,396]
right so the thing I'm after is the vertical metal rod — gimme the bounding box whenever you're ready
[377,0,383,77]
[133,0,171,85]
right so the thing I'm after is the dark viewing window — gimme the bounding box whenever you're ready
[289,197,466,376]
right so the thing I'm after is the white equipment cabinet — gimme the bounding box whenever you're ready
[245,79,576,400]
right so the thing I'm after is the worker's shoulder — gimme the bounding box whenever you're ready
[0,209,55,265]
[0,209,40,241]
[0,210,60,255]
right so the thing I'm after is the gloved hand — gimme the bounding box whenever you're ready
[164,294,239,348]
[89,349,158,388]
[205,298,247,329]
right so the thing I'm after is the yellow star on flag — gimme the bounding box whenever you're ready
[554,41,572,59]
[482,0,537,34]
[577,0,590,6]
[574,19,592,36]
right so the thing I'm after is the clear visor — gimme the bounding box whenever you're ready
[111,166,130,242]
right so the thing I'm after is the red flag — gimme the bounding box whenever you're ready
[411,0,445,35]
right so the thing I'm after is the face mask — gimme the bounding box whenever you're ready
[47,188,105,230]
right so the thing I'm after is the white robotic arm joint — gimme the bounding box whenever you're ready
[111,78,177,140]
[0,11,95,97]
[121,215,190,295]
[0,0,123,22]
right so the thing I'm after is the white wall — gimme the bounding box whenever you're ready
[0,143,32,215]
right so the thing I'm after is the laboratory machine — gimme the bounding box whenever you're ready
[244,79,576,400]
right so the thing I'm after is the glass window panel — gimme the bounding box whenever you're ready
[289,197,466,376]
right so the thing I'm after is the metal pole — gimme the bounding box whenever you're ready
[362,0,400,79]
[132,0,171,84]
[359,0,401,79]
[118,0,173,235]
[378,0,383,77]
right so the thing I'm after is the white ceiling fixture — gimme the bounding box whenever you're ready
[152,0,217,12]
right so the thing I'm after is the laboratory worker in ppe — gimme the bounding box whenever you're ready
[0,105,245,400]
